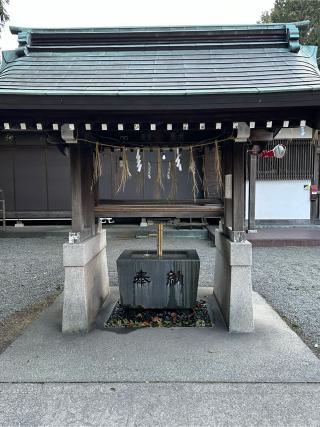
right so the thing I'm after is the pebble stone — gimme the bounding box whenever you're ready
[0,236,65,320]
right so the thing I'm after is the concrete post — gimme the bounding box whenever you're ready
[213,228,254,333]
[62,228,110,333]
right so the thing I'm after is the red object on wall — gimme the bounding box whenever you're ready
[311,184,318,195]
[259,150,274,158]
[310,184,318,200]
[259,144,286,159]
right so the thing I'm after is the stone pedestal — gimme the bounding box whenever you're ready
[213,229,254,332]
[62,229,109,333]
[117,250,200,309]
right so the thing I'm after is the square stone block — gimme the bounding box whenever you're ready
[62,229,109,333]
[214,229,254,333]
[117,250,200,309]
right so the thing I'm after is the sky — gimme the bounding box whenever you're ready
[0,0,275,51]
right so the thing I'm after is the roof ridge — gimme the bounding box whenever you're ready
[9,21,310,34]
[7,23,304,54]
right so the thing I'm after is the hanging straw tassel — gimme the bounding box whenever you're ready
[91,143,102,190]
[169,159,177,200]
[202,148,209,199]
[189,146,199,202]
[155,148,164,198]
[214,141,223,196]
[156,148,164,189]
[117,147,132,193]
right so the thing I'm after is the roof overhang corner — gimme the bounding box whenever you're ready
[286,23,302,53]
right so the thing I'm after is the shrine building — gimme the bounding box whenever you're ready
[0,22,320,332]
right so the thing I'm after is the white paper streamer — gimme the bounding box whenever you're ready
[136,148,142,172]
[147,161,152,179]
[167,161,171,180]
[175,148,182,171]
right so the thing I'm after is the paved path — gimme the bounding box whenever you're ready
[1,383,319,426]
[248,226,320,246]
[0,289,319,426]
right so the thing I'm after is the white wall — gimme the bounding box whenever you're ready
[245,126,313,221]
[246,180,311,220]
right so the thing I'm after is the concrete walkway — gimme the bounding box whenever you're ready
[0,288,320,426]
[248,226,320,247]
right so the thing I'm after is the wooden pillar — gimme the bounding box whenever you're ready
[221,123,250,241]
[70,143,95,237]
[70,144,84,233]
[311,131,320,223]
[232,142,245,233]
[248,153,257,230]
[82,144,95,235]
[222,141,233,229]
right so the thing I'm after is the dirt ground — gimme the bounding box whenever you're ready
[0,294,60,354]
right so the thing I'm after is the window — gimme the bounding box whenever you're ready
[256,139,314,181]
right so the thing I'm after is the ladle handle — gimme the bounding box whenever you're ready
[157,223,164,257]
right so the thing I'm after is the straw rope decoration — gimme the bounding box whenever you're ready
[78,134,234,151]
[155,147,164,199]
[188,145,199,202]
[202,149,209,199]
[168,159,177,200]
[214,141,224,196]
[77,134,233,195]
[117,147,132,193]
[91,143,102,190]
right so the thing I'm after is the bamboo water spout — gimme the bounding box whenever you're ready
[157,223,164,257]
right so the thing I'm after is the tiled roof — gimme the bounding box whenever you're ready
[0,23,319,96]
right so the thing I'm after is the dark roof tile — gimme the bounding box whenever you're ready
[0,23,319,96]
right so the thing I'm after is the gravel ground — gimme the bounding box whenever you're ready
[252,247,320,357]
[0,236,65,321]
[0,233,319,357]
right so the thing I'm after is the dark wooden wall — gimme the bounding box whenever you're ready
[0,133,71,219]
[0,133,218,219]
[99,149,205,201]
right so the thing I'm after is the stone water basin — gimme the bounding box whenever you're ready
[117,250,200,309]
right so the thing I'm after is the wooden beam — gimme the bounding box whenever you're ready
[1,92,320,115]
[94,202,223,218]
[248,154,257,230]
